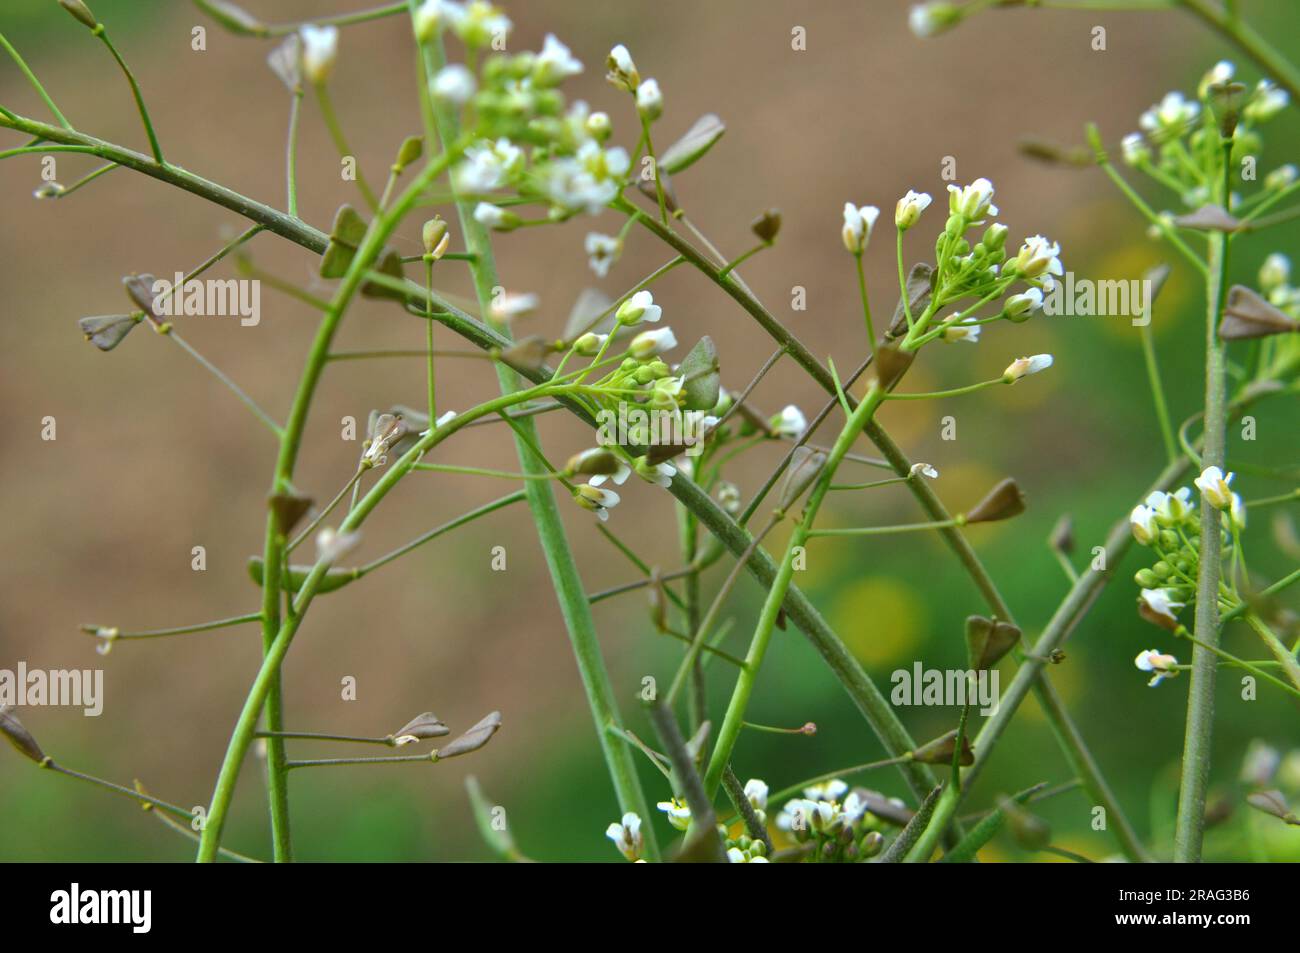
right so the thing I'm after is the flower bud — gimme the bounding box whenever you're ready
[1193,465,1234,510]
[606,44,640,93]
[58,0,98,29]
[895,189,931,230]
[908,2,962,38]
[615,290,661,326]
[413,0,447,43]
[572,331,606,356]
[635,79,663,121]
[300,25,339,86]
[841,203,879,254]
[431,64,476,106]
[1002,354,1053,383]
[752,207,782,245]
[628,326,677,359]
[473,202,520,233]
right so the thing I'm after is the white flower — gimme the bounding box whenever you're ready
[300,25,339,85]
[1146,487,1193,525]
[1129,504,1158,545]
[489,291,538,322]
[413,0,453,43]
[1245,80,1289,123]
[908,2,962,38]
[1260,253,1291,294]
[431,63,476,105]
[803,779,848,802]
[544,141,630,215]
[841,203,880,254]
[1003,354,1053,382]
[636,78,663,121]
[1010,235,1063,280]
[656,798,691,831]
[726,847,746,863]
[1005,287,1044,319]
[616,290,662,325]
[315,527,359,563]
[1229,493,1247,530]
[450,0,511,48]
[534,33,583,86]
[606,44,640,92]
[1121,133,1149,167]
[1138,588,1184,631]
[771,405,807,439]
[585,110,612,140]
[941,322,980,343]
[1135,648,1180,687]
[910,462,939,480]
[605,811,643,860]
[634,457,675,488]
[584,233,621,277]
[576,483,621,521]
[840,790,869,824]
[947,177,997,220]
[743,778,769,812]
[628,326,677,359]
[895,189,932,230]
[1265,164,1298,192]
[1198,60,1235,97]
[455,138,524,193]
[473,202,516,230]
[1193,465,1234,510]
[1139,91,1199,136]
[586,461,631,487]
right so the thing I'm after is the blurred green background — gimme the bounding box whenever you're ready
[1,0,1297,862]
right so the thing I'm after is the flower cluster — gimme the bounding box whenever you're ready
[1128,466,1248,682]
[775,779,887,862]
[871,177,1063,352]
[563,292,727,521]
[1121,60,1291,210]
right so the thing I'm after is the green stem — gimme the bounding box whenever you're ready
[703,384,887,799]
[419,28,658,859]
[196,140,464,863]
[1174,148,1232,863]
[1139,311,1178,464]
[0,30,71,128]
[94,27,164,165]
[314,84,378,211]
